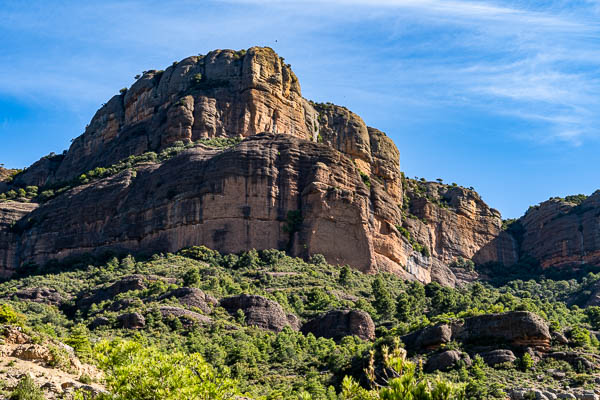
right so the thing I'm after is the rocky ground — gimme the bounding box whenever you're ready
[0,326,105,399]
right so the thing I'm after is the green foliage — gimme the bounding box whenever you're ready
[94,339,239,400]
[519,352,534,371]
[372,277,395,320]
[283,210,303,234]
[0,304,25,325]
[3,246,600,399]
[359,171,371,188]
[585,306,600,329]
[9,376,45,400]
[450,257,475,271]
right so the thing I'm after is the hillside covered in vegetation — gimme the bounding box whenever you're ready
[2,247,600,399]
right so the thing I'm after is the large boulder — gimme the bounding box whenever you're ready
[220,294,297,332]
[401,312,551,352]
[301,310,375,341]
[480,349,516,367]
[424,350,471,372]
[117,312,145,329]
[401,323,453,351]
[458,311,551,351]
[158,287,217,314]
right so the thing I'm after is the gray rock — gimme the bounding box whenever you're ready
[424,350,470,372]
[117,312,145,329]
[221,294,298,332]
[480,349,516,367]
[158,287,217,314]
[301,310,375,341]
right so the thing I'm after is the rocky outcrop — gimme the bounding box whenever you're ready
[117,312,145,329]
[519,193,600,269]
[301,309,375,341]
[220,294,297,332]
[0,46,546,285]
[4,135,406,278]
[402,311,551,352]
[158,287,217,314]
[424,350,471,372]
[158,306,212,325]
[0,201,37,278]
[458,311,551,350]
[77,275,148,309]
[401,180,518,285]
[480,349,516,366]
[13,287,65,306]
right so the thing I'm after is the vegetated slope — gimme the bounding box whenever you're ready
[0,47,522,286]
[1,248,600,399]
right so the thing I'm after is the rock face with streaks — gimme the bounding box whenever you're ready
[519,193,600,269]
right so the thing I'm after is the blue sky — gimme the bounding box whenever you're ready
[1,0,599,218]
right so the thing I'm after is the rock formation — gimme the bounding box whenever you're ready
[158,287,217,314]
[220,294,297,332]
[301,309,375,341]
[402,311,551,352]
[1,46,598,285]
[519,193,600,269]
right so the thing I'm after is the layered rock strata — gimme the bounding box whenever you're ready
[0,46,530,285]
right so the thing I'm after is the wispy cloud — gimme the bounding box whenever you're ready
[1,0,599,145]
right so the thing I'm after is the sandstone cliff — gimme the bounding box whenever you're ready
[519,192,600,269]
[0,46,554,286]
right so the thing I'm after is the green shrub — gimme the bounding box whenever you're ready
[0,304,25,325]
[9,376,44,400]
[359,171,371,188]
[94,339,239,400]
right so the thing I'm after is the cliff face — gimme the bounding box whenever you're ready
[401,180,518,285]
[0,47,528,285]
[519,193,600,269]
[9,135,403,277]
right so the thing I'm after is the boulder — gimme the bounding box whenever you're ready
[401,323,453,351]
[545,352,595,371]
[480,349,516,367]
[458,311,551,351]
[158,287,217,314]
[158,306,212,326]
[78,275,147,308]
[301,310,375,341]
[221,294,297,332]
[424,350,470,372]
[401,312,551,352]
[89,317,111,330]
[117,312,145,329]
[13,287,65,306]
[2,326,30,344]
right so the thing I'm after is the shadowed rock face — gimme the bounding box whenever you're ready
[402,311,551,353]
[301,309,375,341]
[519,193,600,269]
